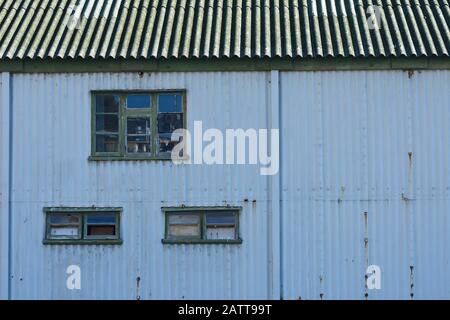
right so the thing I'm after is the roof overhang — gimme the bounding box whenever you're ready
[1,57,450,73]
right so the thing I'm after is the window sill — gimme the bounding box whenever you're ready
[43,239,123,245]
[88,155,174,162]
[161,239,243,245]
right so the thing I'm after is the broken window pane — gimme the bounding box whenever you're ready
[158,93,182,113]
[96,134,119,152]
[205,212,237,240]
[158,114,183,133]
[96,95,119,113]
[126,94,151,109]
[158,113,183,154]
[85,213,118,239]
[127,117,151,154]
[48,214,81,239]
[167,214,200,238]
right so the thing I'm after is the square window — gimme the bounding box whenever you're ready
[92,91,185,159]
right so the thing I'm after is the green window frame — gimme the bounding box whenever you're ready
[43,207,122,245]
[90,90,186,161]
[162,207,242,244]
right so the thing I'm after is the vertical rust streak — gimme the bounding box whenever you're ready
[364,211,369,300]
[136,276,141,300]
[410,266,414,299]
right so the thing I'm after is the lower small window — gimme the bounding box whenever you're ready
[163,208,241,244]
[44,208,122,245]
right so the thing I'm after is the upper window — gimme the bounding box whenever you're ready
[44,208,122,245]
[162,208,242,244]
[91,91,185,160]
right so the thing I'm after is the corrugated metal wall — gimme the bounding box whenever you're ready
[8,72,272,299]
[0,72,10,300]
[3,70,450,299]
[280,70,450,300]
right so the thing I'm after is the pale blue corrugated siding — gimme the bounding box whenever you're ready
[2,70,450,299]
[280,70,450,299]
[8,72,273,299]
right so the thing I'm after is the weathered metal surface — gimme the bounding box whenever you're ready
[1,70,450,299]
[280,70,450,299]
[0,72,10,300]
[8,72,273,299]
[0,0,448,60]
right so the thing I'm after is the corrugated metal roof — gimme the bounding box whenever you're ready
[0,0,449,60]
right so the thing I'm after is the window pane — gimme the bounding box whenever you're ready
[127,117,151,153]
[49,214,80,224]
[86,214,116,224]
[96,95,119,113]
[50,226,79,237]
[159,133,183,154]
[157,113,183,133]
[205,212,236,240]
[85,213,118,238]
[168,214,199,225]
[87,225,116,236]
[127,117,150,134]
[127,94,151,109]
[168,225,200,237]
[158,113,183,154]
[206,227,236,240]
[167,214,200,238]
[96,134,119,152]
[96,114,119,133]
[158,94,182,113]
[206,212,236,225]
[48,213,80,239]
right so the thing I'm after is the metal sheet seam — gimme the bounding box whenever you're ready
[268,70,281,299]
[7,72,11,300]
[406,73,416,299]
[275,69,284,300]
